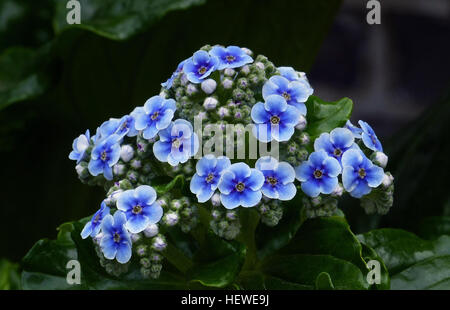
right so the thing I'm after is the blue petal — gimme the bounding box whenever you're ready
[262,79,279,99]
[253,123,272,143]
[126,214,149,234]
[100,236,117,260]
[229,162,251,180]
[116,243,132,264]
[190,173,206,195]
[193,50,210,64]
[144,202,163,225]
[314,133,334,154]
[156,109,175,130]
[88,159,104,176]
[289,102,307,115]
[246,169,265,191]
[153,141,171,162]
[218,170,236,194]
[215,156,231,174]
[278,66,298,81]
[277,183,297,200]
[116,190,135,212]
[101,214,114,234]
[275,162,296,183]
[289,80,312,102]
[135,185,157,205]
[80,222,93,239]
[240,190,262,208]
[143,123,159,139]
[320,176,338,194]
[251,102,270,124]
[280,105,301,126]
[323,156,341,177]
[301,179,321,197]
[114,211,127,227]
[295,162,314,182]
[196,187,215,203]
[273,124,294,142]
[264,95,287,115]
[220,192,241,209]
[341,149,364,168]
[309,150,329,168]
[366,165,384,188]
[261,184,279,199]
[342,166,358,192]
[196,155,217,176]
[330,128,354,149]
[103,166,113,180]
[349,180,372,198]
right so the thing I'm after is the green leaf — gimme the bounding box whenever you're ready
[359,243,390,290]
[305,95,353,139]
[53,0,207,40]
[358,229,450,289]
[0,259,21,290]
[188,233,246,288]
[315,272,334,290]
[153,174,185,195]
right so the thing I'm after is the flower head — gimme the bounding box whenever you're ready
[359,120,383,152]
[251,95,301,142]
[117,185,163,234]
[135,95,176,139]
[262,75,313,114]
[100,211,132,264]
[342,149,384,198]
[209,45,253,70]
[88,134,121,180]
[218,162,264,209]
[69,130,91,163]
[314,128,358,164]
[81,201,110,239]
[255,156,297,200]
[183,51,219,83]
[153,119,199,166]
[345,120,362,139]
[295,150,341,197]
[190,155,231,203]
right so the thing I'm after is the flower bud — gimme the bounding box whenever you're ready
[171,199,182,210]
[222,78,233,89]
[201,79,217,94]
[130,159,142,169]
[140,257,151,268]
[186,84,198,96]
[152,236,167,251]
[113,163,126,176]
[203,97,218,110]
[224,68,236,76]
[126,170,138,183]
[136,244,147,257]
[372,152,388,168]
[163,211,179,226]
[241,47,253,56]
[144,224,159,238]
[75,163,90,178]
[382,172,394,188]
[130,233,141,243]
[211,210,221,219]
[331,183,344,197]
[180,73,189,85]
[211,193,221,207]
[218,107,229,119]
[240,65,250,75]
[299,132,310,145]
[255,62,265,70]
[226,211,237,220]
[295,115,307,131]
[237,78,249,89]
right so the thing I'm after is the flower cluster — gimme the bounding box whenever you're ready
[69,44,394,279]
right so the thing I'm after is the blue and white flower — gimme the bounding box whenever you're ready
[359,120,383,152]
[153,119,199,166]
[183,51,219,83]
[116,185,163,234]
[88,134,121,180]
[69,130,91,163]
[81,201,110,239]
[100,211,132,264]
[341,149,384,198]
[255,156,297,200]
[190,155,231,203]
[295,150,341,197]
[209,45,253,70]
[218,162,265,209]
[314,128,359,164]
[262,75,313,114]
[251,95,301,142]
[345,120,362,138]
[134,95,176,140]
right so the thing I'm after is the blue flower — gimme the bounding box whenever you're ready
[251,95,301,142]
[359,120,383,152]
[278,66,299,81]
[295,150,341,197]
[341,149,384,198]
[96,118,121,141]
[153,119,199,166]
[209,45,253,70]
[218,162,265,209]
[88,134,121,180]
[116,185,163,234]
[81,201,110,239]
[100,211,132,264]
[69,130,91,163]
[345,120,362,139]
[314,128,359,164]
[190,155,231,203]
[162,59,187,89]
[255,156,297,200]
[183,50,219,83]
[262,75,313,114]
[134,95,176,140]
[116,114,139,138]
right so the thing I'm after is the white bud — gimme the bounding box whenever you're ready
[382,173,394,188]
[75,164,85,176]
[131,159,142,169]
[240,65,250,75]
[113,164,126,176]
[130,233,141,243]
[241,47,253,56]
[211,193,221,207]
[152,236,167,251]
[255,62,265,70]
[93,233,103,245]
[222,78,233,89]
[374,152,388,168]
[143,224,159,238]
[180,73,189,85]
[331,183,344,197]
[203,97,218,110]
[295,115,307,131]
[224,68,235,76]
[201,79,217,94]
[164,212,179,226]
[186,84,197,95]
[218,107,229,119]
[120,144,134,162]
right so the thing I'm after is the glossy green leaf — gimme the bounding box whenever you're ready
[305,95,353,139]
[315,272,334,290]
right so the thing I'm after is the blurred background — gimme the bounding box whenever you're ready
[0,0,449,262]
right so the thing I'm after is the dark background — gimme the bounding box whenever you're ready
[0,0,449,261]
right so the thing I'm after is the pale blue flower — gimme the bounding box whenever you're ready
[209,45,253,70]
[255,156,296,200]
[81,201,110,239]
[183,51,219,83]
[69,130,91,163]
[100,211,132,264]
[314,128,359,164]
[359,120,383,152]
[88,134,121,180]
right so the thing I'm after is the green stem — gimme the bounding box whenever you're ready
[236,208,260,271]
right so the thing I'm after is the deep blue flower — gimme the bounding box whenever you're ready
[255,156,296,200]
[69,130,91,163]
[190,155,231,203]
[262,75,313,114]
[345,120,362,139]
[116,185,163,234]
[134,95,176,140]
[162,59,186,89]
[295,150,341,197]
[183,50,219,83]
[209,45,253,70]
[218,162,265,209]
[100,211,132,264]
[341,149,384,198]
[153,119,199,166]
[359,120,383,152]
[88,134,121,180]
[251,95,301,142]
[81,201,110,239]
[314,128,359,165]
